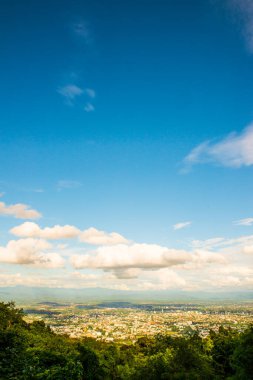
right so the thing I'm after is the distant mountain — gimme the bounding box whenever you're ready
[0,286,253,305]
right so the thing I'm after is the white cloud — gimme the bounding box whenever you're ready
[10,223,128,246]
[213,264,253,276]
[0,273,46,287]
[192,249,227,265]
[57,85,83,105]
[3,217,253,290]
[0,201,41,219]
[137,269,186,291]
[191,237,225,250]
[84,102,95,112]
[184,124,253,168]
[192,234,253,251]
[234,217,253,226]
[71,243,191,271]
[79,227,129,245]
[11,222,80,240]
[0,271,98,288]
[0,238,64,268]
[242,245,253,254]
[173,221,192,230]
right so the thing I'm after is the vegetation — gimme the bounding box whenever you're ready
[0,302,252,379]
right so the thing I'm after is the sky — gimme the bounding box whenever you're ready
[0,0,253,293]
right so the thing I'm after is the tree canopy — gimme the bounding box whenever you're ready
[0,302,252,379]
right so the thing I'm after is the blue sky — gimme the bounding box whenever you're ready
[0,0,253,292]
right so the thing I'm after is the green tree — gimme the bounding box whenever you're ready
[77,342,105,379]
[210,326,238,379]
[231,326,253,380]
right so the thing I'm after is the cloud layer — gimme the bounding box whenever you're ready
[1,205,253,291]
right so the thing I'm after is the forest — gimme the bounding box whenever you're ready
[0,302,252,380]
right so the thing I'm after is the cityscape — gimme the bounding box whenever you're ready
[24,301,253,342]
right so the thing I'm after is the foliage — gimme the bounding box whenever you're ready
[0,302,252,379]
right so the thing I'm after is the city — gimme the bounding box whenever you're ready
[24,302,253,342]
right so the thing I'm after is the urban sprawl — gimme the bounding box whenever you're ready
[23,301,253,342]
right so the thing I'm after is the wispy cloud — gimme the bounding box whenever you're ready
[73,21,92,44]
[57,84,96,111]
[183,123,253,169]
[191,234,253,251]
[0,201,41,219]
[234,217,253,226]
[57,84,83,105]
[57,180,82,191]
[33,188,44,193]
[173,221,192,230]
[84,102,95,112]
[229,0,253,53]
[85,88,96,98]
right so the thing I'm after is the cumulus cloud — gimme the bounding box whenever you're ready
[79,227,128,246]
[4,218,253,290]
[110,268,142,279]
[10,223,129,246]
[173,221,192,230]
[11,222,80,240]
[71,243,191,272]
[184,124,253,169]
[0,201,41,219]
[0,238,64,268]
[234,217,253,226]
